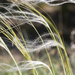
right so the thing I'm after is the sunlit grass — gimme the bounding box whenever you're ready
[0,0,73,75]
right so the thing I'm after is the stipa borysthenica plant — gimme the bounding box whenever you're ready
[0,0,74,75]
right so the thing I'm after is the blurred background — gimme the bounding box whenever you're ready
[0,0,75,75]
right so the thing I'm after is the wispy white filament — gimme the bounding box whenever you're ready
[0,3,50,29]
[0,0,73,75]
[25,40,63,52]
[8,0,75,6]
[1,32,63,53]
[0,61,52,75]
[0,2,64,54]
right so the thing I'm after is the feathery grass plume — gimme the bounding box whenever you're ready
[0,4,53,74]
[0,61,52,74]
[23,33,63,52]
[0,0,73,75]
[0,37,52,74]
[7,0,75,6]
[0,2,52,75]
